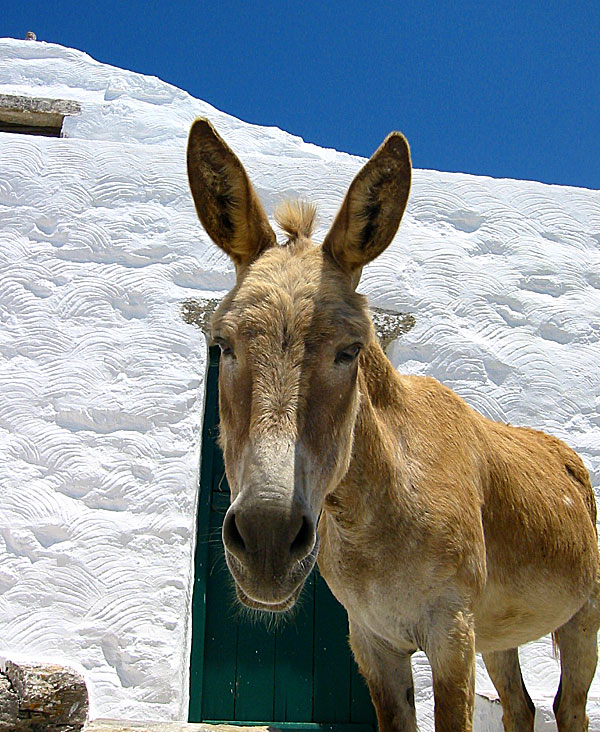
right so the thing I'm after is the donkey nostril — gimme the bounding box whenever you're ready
[223,510,246,556]
[290,515,314,559]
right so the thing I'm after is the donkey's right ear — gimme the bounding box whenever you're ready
[187,118,276,268]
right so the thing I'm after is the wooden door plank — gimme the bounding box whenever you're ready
[273,572,315,722]
[200,491,238,720]
[312,573,351,723]
[234,614,277,721]
[188,346,219,722]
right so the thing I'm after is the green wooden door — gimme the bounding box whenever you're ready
[189,347,377,732]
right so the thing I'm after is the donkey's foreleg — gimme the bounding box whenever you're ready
[482,648,535,732]
[349,621,417,732]
[426,606,476,732]
[553,585,600,732]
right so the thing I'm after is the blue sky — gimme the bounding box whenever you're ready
[3,1,599,189]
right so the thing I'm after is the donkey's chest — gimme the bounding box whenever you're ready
[317,526,452,643]
[318,556,441,651]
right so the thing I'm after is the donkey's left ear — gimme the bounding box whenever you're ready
[322,132,411,280]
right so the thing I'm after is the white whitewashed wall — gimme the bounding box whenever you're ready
[0,38,599,729]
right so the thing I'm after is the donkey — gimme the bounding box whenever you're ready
[187,118,600,732]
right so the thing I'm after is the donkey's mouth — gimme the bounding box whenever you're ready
[225,539,319,614]
[235,583,303,613]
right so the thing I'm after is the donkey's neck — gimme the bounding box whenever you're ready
[357,340,405,420]
[322,341,407,531]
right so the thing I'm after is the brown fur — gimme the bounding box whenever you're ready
[187,117,600,731]
[275,200,317,241]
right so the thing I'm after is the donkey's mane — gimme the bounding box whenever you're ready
[274,200,317,243]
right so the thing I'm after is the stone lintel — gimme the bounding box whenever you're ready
[0,93,81,130]
[181,298,415,351]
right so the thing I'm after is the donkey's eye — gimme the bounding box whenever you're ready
[215,338,235,359]
[335,343,362,365]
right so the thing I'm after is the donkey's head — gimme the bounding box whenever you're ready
[188,119,411,611]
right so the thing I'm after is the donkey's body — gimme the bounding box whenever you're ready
[187,119,600,732]
[320,356,597,654]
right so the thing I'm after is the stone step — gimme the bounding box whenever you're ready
[87,723,274,732]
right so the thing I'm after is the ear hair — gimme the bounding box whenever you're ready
[187,118,276,269]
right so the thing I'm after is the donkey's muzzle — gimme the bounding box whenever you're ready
[222,496,317,608]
